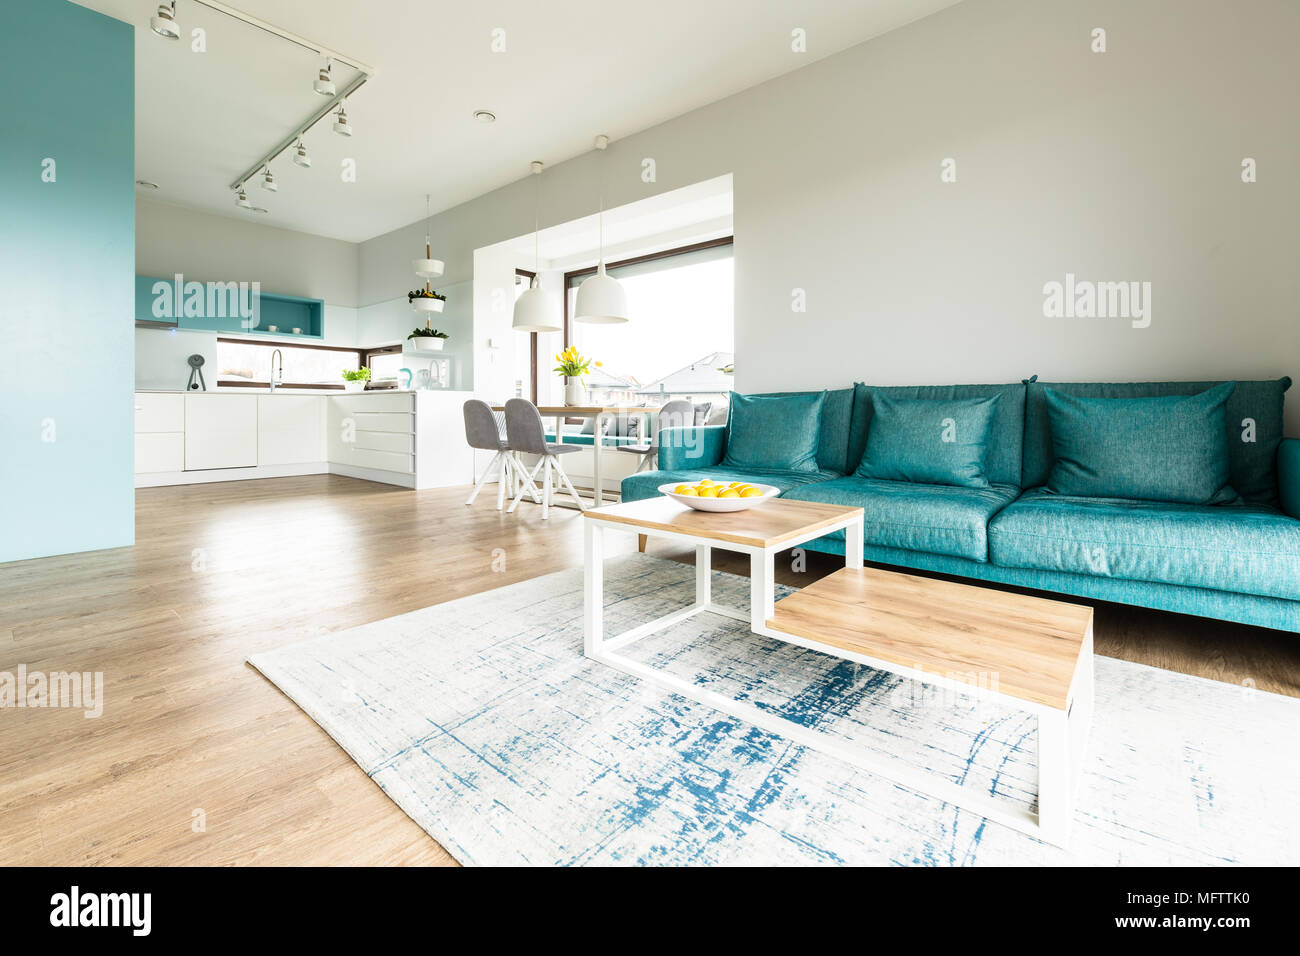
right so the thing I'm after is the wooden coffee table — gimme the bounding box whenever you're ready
[582,495,1094,847]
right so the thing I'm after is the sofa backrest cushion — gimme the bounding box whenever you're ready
[850,383,1027,488]
[740,387,855,474]
[1024,378,1291,503]
[723,390,827,474]
[1042,384,1238,505]
[857,393,1001,489]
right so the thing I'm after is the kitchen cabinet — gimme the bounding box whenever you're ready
[258,395,325,465]
[134,393,185,473]
[184,394,257,470]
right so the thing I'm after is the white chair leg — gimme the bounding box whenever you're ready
[496,452,509,510]
[542,458,553,520]
[513,453,543,503]
[508,458,538,513]
[553,457,588,511]
[466,451,503,506]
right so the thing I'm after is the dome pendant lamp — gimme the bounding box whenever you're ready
[573,135,628,324]
[513,161,562,333]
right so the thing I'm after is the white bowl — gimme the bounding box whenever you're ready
[658,481,780,513]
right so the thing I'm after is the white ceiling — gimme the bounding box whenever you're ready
[76,0,961,243]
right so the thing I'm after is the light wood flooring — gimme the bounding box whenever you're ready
[1,475,1296,865]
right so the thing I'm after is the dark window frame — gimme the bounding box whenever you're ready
[561,236,733,351]
[216,335,361,390]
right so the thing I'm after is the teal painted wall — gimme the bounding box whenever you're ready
[0,0,135,563]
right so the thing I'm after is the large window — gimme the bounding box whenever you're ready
[216,338,360,388]
[565,238,733,407]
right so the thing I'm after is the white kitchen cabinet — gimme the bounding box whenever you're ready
[134,392,185,433]
[135,432,185,473]
[184,394,258,471]
[327,393,416,476]
[258,395,325,465]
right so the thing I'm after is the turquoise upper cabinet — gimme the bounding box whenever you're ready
[0,0,135,563]
[136,276,326,339]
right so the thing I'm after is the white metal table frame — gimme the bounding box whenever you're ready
[582,512,1093,847]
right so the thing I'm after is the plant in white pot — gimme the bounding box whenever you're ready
[408,288,446,314]
[407,326,449,351]
[341,367,371,392]
[554,346,598,406]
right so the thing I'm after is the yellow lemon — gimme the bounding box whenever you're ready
[697,487,719,498]
[697,479,716,487]
[673,485,694,495]
[728,481,743,488]
[739,486,763,498]
[718,489,740,498]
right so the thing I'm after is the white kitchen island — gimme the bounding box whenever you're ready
[134,389,473,490]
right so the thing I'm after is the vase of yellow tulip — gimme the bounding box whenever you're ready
[553,346,600,406]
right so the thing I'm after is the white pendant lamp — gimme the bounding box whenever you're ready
[513,161,562,333]
[574,135,628,324]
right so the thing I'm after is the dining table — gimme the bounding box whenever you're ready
[490,404,662,509]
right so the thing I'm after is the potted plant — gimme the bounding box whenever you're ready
[407,326,449,351]
[554,346,600,405]
[342,367,371,392]
[408,288,446,313]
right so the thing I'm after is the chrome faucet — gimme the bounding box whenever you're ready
[269,349,283,392]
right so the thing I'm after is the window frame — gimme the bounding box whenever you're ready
[215,336,363,390]
[561,236,734,353]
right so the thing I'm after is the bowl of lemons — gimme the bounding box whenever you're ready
[658,479,780,513]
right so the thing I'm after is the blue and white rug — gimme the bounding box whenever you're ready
[249,554,1300,866]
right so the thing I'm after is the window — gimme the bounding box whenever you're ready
[565,238,733,408]
[514,270,537,402]
[216,338,360,388]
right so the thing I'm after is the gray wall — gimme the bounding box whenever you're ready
[359,0,1300,433]
[137,197,360,308]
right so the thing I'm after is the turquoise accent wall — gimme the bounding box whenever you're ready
[0,0,135,563]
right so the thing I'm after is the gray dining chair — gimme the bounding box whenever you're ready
[615,399,694,473]
[463,399,538,510]
[504,398,586,519]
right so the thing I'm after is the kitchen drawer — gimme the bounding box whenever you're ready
[135,392,185,433]
[332,393,413,415]
[135,432,184,473]
[334,446,413,474]
[185,394,258,470]
[348,411,413,434]
[352,430,412,454]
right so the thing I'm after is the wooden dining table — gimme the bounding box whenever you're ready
[490,404,662,508]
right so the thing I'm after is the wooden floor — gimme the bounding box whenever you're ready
[1,474,1297,865]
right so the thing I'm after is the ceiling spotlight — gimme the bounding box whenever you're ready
[332,104,352,137]
[291,140,311,168]
[150,1,180,39]
[135,179,159,190]
[313,60,336,97]
[260,167,277,191]
[235,187,251,209]
[473,109,496,124]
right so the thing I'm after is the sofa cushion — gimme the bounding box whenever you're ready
[1042,384,1237,505]
[723,391,825,473]
[621,465,841,503]
[851,383,1026,488]
[783,476,1021,562]
[1023,378,1291,504]
[857,393,1000,489]
[988,489,1300,601]
[737,387,854,474]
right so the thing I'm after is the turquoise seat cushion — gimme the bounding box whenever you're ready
[722,390,826,474]
[988,489,1300,601]
[856,393,999,489]
[783,476,1021,562]
[621,465,841,503]
[1041,384,1237,505]
[850,383,1026,487]
[1023,378,1291,504]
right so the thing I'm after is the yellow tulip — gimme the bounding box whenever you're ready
[595,360,603,367]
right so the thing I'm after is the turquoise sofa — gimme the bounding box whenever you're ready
[621,379,1300,633]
